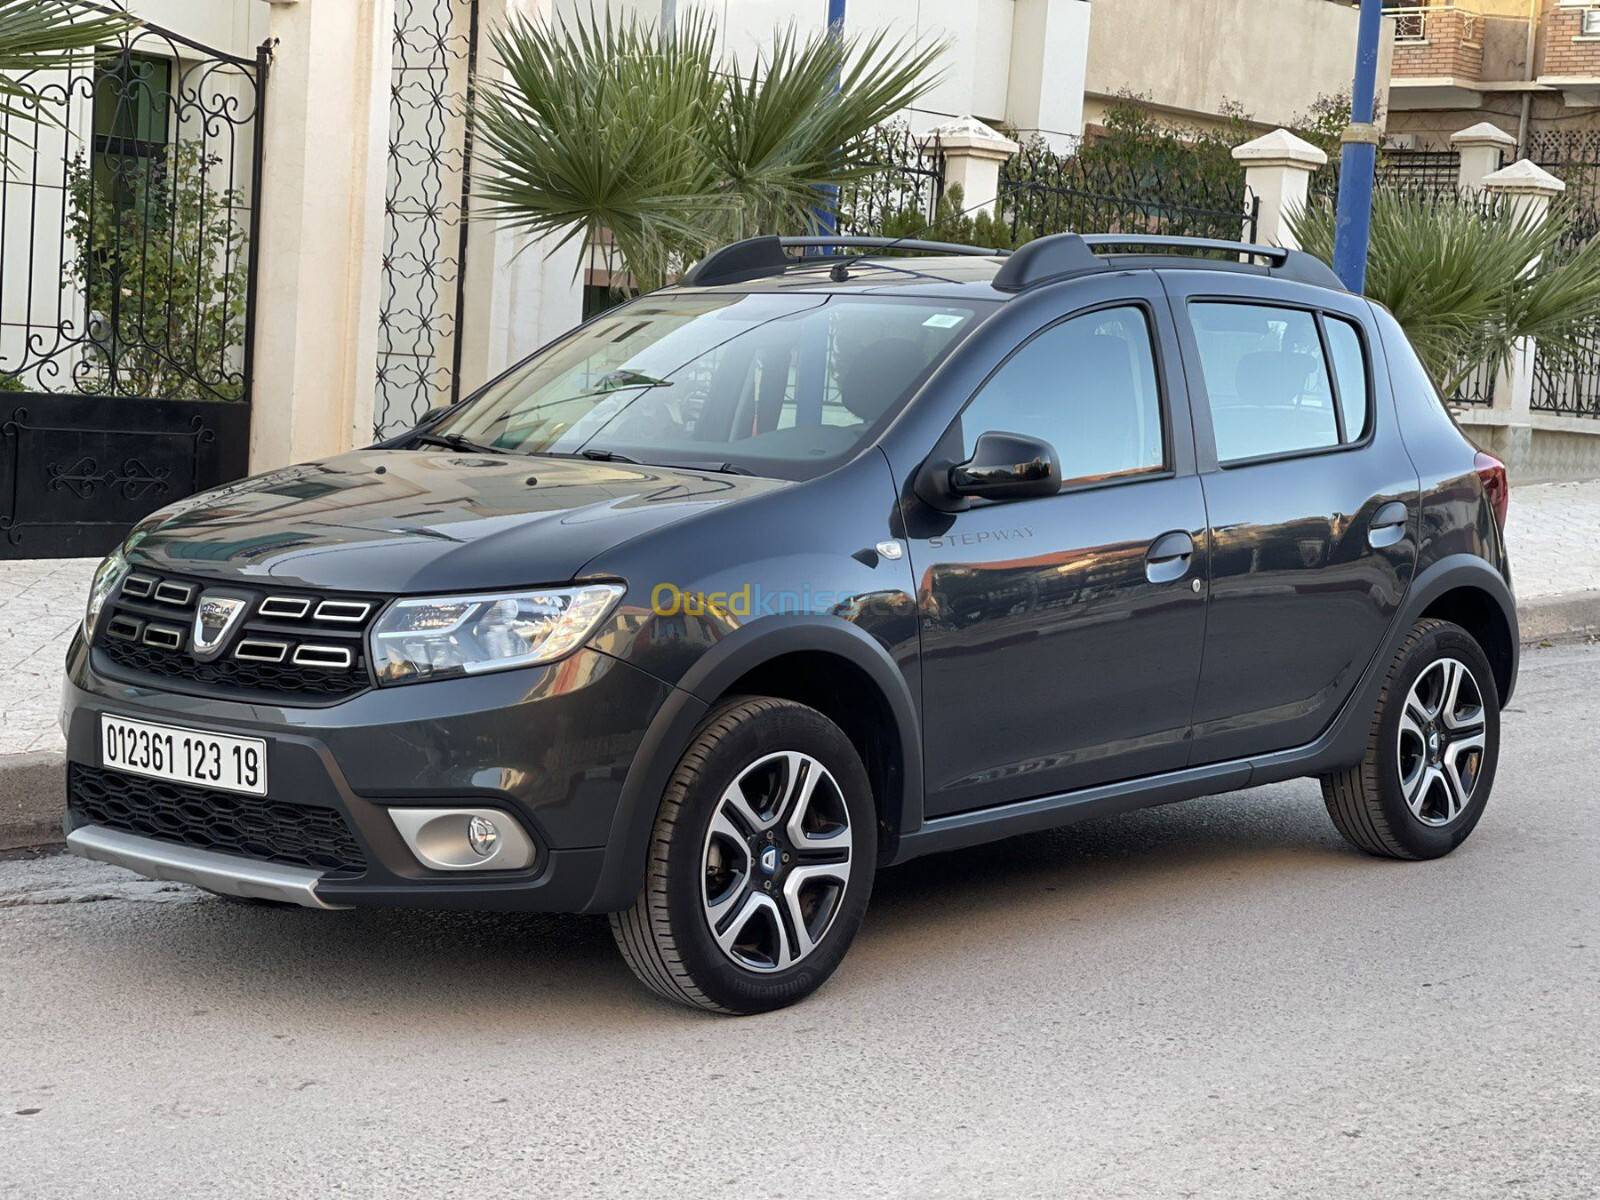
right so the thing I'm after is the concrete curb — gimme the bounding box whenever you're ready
[0,751,64,852]
[2,590,1597,853]
[1518,589,1600,645]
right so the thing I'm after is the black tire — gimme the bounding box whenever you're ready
[609,696,877,1014]
[1321,618,1501,860]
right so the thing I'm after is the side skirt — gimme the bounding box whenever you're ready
[889,734,1357,865]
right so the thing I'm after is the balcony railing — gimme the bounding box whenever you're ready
[1386,3,1481,46]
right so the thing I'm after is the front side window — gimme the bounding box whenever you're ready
[437,292,989,480]
[1190,302,1354,463]
[956,305,1166,487]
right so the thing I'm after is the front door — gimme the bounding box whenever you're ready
[906,292,1209,819]
[1169,277,1418,764]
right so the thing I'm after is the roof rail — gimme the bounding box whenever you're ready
[678,232,1347,293]
[1079,234,1346,291]
[678,235,1006,287]
[992,233,1345,293]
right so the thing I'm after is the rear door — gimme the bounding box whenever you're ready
[1166,272,1419,764]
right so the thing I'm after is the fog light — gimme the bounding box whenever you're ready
[387,807,536,872]
[467,815,499,858]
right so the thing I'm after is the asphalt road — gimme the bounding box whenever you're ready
[2,644,1597,1200]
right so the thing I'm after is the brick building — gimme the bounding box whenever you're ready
[1385,0,1600,148]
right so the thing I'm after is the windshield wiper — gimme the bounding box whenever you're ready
[579,447,642,464]
[579,448,753,476]
[412,431,510,456]
[675,461,753,476]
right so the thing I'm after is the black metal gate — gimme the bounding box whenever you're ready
[0,18,267,558]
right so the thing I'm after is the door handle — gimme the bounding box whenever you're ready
[1145,530,1195,584]
[1368,501,1409,549]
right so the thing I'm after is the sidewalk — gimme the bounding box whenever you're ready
[3,480,1599,845]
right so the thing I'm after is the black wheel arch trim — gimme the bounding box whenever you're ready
[1402,552,1518,704]
[582,617,923,913]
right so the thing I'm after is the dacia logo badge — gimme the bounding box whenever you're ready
[192,595,249,660]
[759,845,779,875]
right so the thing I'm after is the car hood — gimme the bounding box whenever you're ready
[125,449,790,593]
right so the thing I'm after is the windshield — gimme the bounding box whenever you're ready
[434,291,992,480]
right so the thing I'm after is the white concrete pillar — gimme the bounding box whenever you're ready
[1451,122,1517,192]
[248,0,395,472]
[929,117,1020,217]
[1004,0,1091,151]
[456,0,586,390]
[1231,129,1328,251]
[1482,160,1566,431]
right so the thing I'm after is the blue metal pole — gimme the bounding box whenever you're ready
[1333,0,1385,292]
[814,0,846,243]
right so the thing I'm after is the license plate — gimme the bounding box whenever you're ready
[100,714,267,796]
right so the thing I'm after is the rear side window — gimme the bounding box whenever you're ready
[1189,302,1368,463]
[1323,317,1371,441]
[957,305,1166,486]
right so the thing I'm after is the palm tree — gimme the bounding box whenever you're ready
[1289,190,1600,398]
[0,0,135,169]
[470,8,944,291]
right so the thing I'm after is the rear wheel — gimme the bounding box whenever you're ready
[610,697,876,1014]
[1321,618,1500,860]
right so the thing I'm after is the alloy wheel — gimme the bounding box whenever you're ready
[700,751,854,972]
[1396,657,1487,827]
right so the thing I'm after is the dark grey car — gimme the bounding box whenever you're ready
[62,234,1517,1013]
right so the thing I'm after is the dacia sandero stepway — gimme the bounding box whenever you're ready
[63,233,1518,1013]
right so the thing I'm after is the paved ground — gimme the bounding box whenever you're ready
[0,558,87,757]
[3,477,1600,757]
[1,641,1594,1199]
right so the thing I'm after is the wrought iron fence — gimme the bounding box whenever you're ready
[1377,149,1464,197]
[1529,130,1600,249]
[998,139,1258,243]
[1533,325,1600,418]
[833,124,944,237]
[1449,359,1497,408]
[1526,133,1600,415]
[0,21,265,402]
[1313,148,1468,206]
[375,0,480,440]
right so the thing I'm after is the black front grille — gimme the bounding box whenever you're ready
[69,764,367,875]
[94,569,381,703]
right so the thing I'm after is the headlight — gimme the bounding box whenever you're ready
[370,584,624,685]
[85,546,129,637]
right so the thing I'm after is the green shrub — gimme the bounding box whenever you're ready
[65,139,249,402]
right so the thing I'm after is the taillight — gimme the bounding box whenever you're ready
[1475,451,1509,528]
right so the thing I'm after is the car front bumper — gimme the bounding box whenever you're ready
[61,630,676,912]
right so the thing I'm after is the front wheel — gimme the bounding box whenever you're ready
[610,697,876,1014]
[1321,618,1501,860]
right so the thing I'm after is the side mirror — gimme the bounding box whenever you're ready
[413,405,453,430]
[949,431,1061,501]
